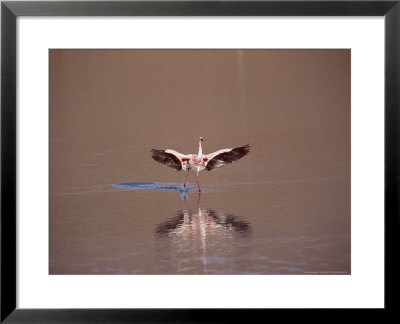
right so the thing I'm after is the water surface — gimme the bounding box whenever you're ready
[49,49,350,275]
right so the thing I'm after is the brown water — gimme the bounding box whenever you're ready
[49,49,350,274]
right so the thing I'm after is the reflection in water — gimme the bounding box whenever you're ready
[156,196,250,237]
[155,193,251,274]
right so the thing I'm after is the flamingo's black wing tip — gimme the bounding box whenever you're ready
[150,148,182,171]
[234,144,250,156]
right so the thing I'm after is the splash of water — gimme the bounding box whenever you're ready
[113,182,196,199]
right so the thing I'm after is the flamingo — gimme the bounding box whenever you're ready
[151,137,250,192]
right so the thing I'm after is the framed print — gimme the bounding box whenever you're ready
[1,0,399,322]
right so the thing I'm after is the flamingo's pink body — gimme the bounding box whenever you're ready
[151,137,250,192]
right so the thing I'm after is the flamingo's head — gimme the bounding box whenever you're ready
[199,137,203,142]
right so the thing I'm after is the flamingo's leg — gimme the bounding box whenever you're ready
[196,171,201,192]
[183,169,189,188]
[197,191,201,209]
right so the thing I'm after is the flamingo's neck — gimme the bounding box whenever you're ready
[198,140,203,157]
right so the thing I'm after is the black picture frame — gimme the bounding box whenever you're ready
[1,0,399,322]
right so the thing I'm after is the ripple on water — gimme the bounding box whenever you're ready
[114,182,196,191]
[113,182,196,199]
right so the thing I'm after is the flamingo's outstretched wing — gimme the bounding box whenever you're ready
[204,144,250,171]
[151,149,188,171]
